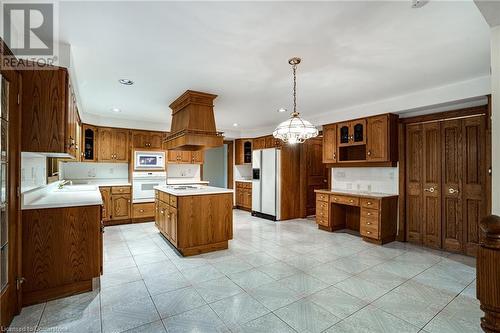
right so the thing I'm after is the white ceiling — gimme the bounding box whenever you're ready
[58,0,491,135]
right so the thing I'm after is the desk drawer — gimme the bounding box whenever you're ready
[316,201,329,218]
[330,195,359,206]
[316,193,329,202]
[360,208,379,221]
[317,216,330,227]
[169,195,177,208]
[360,216,379,230]
[360,198,380,209]
[360,222,379,239]
[112,186,131,194]
[133,203,155,218]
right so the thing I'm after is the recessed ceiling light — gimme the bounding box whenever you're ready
[277,108,287,113]
[233,123,239,127]
[111,107,121,113]
[411,0,428,8]
[118,79,134,85]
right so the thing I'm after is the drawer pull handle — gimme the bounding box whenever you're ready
[366,231,371,234]
[139,209,144,213]
[349,200,354,203]
[367,212,372,216]
[366,222,372,225]
[367,202,372,205]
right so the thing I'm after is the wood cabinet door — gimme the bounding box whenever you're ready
[366,115,388,161]
[406,124,424,244]
[113,129,129,162]
[131,131,147,148]
[337,122,351,147]
[111,195,131,220]
[180,151,191,163]
[265,136,274,148]
[322,124,337,163]
[422,122,441,249]
[441,120,463,253]
[159,202,167,234]
[98,128,114,162]
[149,133,163,149]
[154,199,160,228]
[169,207,177,244]
[235,139,244,165]
[191,151,204,164]
[461,116,486,256]
[350,119,366,145]
[100,187,112,221]
[82,125,98,162]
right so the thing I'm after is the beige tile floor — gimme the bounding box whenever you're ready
[9,209,481,333]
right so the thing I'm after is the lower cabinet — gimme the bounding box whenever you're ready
[235,181,252,210]
[132,202,155,221]
[21,205,102,305]
[99,186,131,225]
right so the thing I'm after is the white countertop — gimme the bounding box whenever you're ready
[166,179,209,185]
[22,182,103,210]
[155,185,233,197]
[235,179,252,183]
[315,188,397,198]
[69,179,132,187]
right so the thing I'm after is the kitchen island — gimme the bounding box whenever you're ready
[154,185,233,256]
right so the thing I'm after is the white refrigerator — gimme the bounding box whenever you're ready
[252,148,281,221]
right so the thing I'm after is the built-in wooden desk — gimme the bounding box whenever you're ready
[315,190,398,245]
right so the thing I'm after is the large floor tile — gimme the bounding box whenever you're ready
[257,261,302,280]
[210,292,270,326]
[162,305,228,333]
[181,264,224,283]
[247,280,302,311]
[133,250,169,266]
[232,313,295,333]
[334,276,390,302]
[101,280,150,307]
[274,298,340,333]
[143,271,191,296]
[424,295,483,333]
[355,266,408,290]
[136,260,178,279]
[307,286,367,319]
[211,257,253,275]
[123,320,166,333]
[283,254,323,271]
[237,252,279,267]
[193,276,243,303]
[152,287,206,318]
[9,303,45,331]
[101,296,160,333]
[279,273,329,297]
[101,266,142,288]
[325,305,420,333]
[228,268,275,290]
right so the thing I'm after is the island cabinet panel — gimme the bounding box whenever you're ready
[100,187,112,221]
[21,206,102,305]
[155,190,233,256]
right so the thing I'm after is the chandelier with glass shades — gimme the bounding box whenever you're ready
[273,57,318,144]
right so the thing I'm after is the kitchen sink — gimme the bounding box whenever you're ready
[54,185,98,192]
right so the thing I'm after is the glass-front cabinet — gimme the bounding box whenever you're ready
[0,74,9,292]
[337,119,366,146]
[82,124,97,162]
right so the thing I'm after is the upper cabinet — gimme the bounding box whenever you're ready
[21,67,80,158]
[323,113,398,166]
[167,150,203,164]
[82,124,98,162]
[98,127,129,163]
[235,139,252,165]
[252,135,281,150]
[131,130,164,149]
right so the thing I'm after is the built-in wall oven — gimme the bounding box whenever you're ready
[134,151,166,171]
[132,171,167,203]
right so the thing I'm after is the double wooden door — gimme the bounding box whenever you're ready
[406,116,487,256]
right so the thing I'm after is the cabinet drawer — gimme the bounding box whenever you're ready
[112,186,131,194]
[360,217,379,230]
[360,223,379,239]
[169,195,177,208]
[360,208,379,221]
[133,203,155,218]
[330,195,359,206]
[316,216,329,227]
[316,193,329,202]
[158,191,169,203]
[360,198,380,209]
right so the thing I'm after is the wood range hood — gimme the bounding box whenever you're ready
[163,90,224,151]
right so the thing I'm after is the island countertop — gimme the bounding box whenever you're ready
[154,185,233,197]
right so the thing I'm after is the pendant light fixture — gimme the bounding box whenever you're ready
[273,57,318,144]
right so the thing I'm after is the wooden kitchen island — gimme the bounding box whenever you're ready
[154,186,233,256]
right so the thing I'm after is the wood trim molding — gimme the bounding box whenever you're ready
[224,140,234,189]
[400,104,488,124]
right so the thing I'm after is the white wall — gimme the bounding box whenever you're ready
[234,165,252,180]
[492,26,500,215]
[331,167,398,195]
[21,153,47,193]
[60,162,128,180]
[167,164,201,179]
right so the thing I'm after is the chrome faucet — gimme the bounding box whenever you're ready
[58,180,72,189]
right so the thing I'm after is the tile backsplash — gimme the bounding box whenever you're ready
[21,152,47,193]
[167,164,201,178]
[60,162,129,180]
[331,166,398,194]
